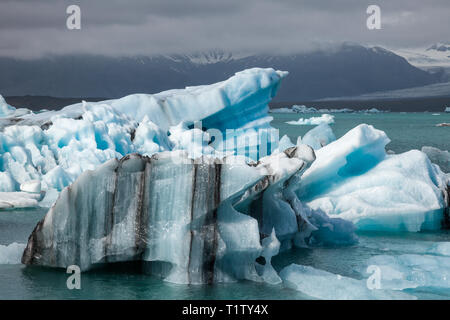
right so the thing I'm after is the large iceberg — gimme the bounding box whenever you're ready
[298,124,449,232]
[5,67,448,297]
[286,114,335,126]
[279,264,414,300]
[22,147,355,283]
[0,68,286,208]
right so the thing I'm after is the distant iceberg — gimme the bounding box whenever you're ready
[271,105,386,114]
[22,148,357,282]
[0,68,286,208]
[5,67,448,293]
[286,114,334,125]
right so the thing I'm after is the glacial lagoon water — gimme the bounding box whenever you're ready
[0,112,449,300]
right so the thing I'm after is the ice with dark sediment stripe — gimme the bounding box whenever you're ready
[22,145,357,284]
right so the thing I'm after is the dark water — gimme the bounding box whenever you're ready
[0,112,449,299]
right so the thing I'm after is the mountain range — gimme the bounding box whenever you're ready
[0,44,445,103]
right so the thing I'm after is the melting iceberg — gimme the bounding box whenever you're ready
[0,243,26,264]
[279,264,414,300]
[0,67,448,297]
[286,114,334,125]
[298,124,449,232]
[23,147,356,283]
[0,68,286,208]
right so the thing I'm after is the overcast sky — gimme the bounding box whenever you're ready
[1,0,449,58]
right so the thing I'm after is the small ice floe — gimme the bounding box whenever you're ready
[286,114,334,125]
[0,243,26,264]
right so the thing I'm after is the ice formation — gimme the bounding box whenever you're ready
[0,243,26,264]
[0,68,286,208]
[23,147,356,283]
[300,123,336,150]
[286,114,334,125]
[367,253,450,290]
[0,66,445,298]
[298,124,450,232]
[279,264,414,300]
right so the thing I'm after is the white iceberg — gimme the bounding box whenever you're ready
[0,68,286,208]
[298,124,449,232]
[286,114,334,125]
[0,243,26,264]
[279,263,414,300]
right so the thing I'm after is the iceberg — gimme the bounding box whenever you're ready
[279,264,414,300]
[286,114,334,126]
[422,146,450,173]
[298,124,449,232]
[0,68,286,208]
[22,147,328,282]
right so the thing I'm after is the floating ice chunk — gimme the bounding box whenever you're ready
[0,192,42,209]
[0,243,26,264]
[133,115,172,156]
[279,264,414,300]
[299,124,449,232]
[286,114,334,126]
[0,68,287,208]
[301,123,336,150]
[422,146,449,173]
[20,180,41,193]
[108,68,287,132]
[426,242,450,257]
[22,152,289,283]
[367,254,450,290]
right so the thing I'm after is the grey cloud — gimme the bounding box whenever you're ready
[0,0,449,58]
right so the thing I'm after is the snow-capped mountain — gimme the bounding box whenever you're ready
[393,43,450,69]
[0,44,441,102]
